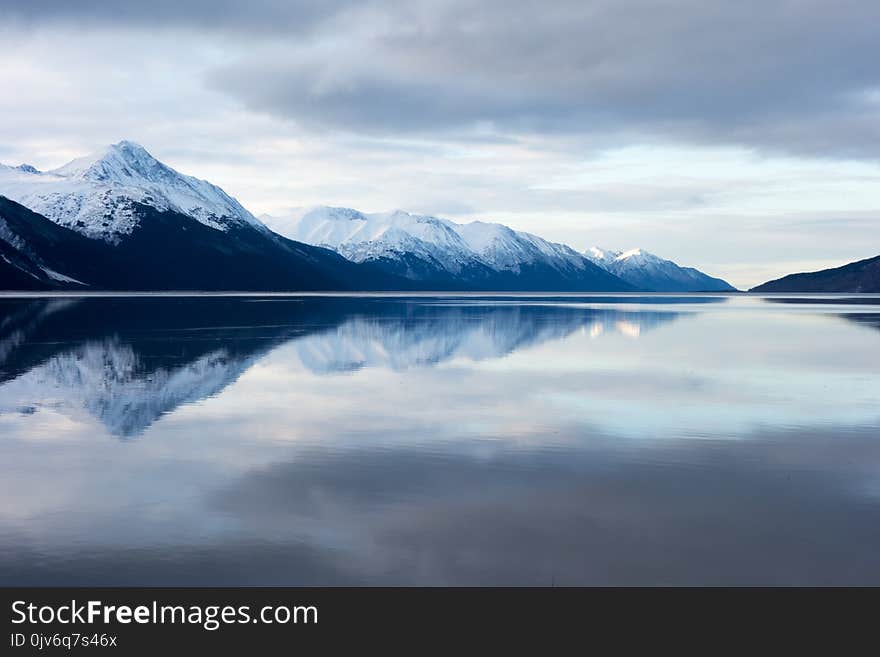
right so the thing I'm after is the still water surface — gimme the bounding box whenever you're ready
[1,294,879,585]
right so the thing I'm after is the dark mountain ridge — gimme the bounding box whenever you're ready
[752,255,880,293]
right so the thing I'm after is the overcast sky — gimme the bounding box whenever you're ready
[1,0,878,287]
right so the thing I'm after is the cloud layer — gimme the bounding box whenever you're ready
[8,0,878,157]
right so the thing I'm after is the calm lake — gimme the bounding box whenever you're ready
[1,293,879,585]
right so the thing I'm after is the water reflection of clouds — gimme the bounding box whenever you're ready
[2,423,880,586]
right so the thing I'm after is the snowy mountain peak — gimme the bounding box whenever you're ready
[52,140,167,183]
[585,246,736,292]
[273,206,475,274]
[586,246,620,265]
[0,141,266,240]
[588,246,662,266]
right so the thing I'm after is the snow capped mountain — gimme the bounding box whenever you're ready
[0,140,265,241]
[282,206,478,275]
[270,206,589,274]
[454,220,590,274]
[263,207,634,291]
[267,206,736,293]
[585,247,736,292]
[0,144,405,291]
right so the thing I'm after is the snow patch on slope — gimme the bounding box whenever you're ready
[41,267,85,285]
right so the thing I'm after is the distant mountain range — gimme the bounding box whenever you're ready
[1,140,734,292]
[263,206,735,292]
[751,255,880,293]
[262,206,635,291]
[584,247,736,292]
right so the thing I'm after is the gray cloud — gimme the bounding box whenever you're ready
[201,0,880,158]
[3,0,879,158]
[0,0,350,34]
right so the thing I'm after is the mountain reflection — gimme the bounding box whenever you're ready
[293,301,685,374]
[0,296,713,437]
